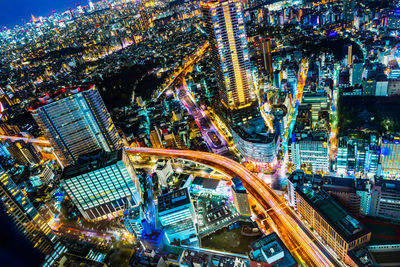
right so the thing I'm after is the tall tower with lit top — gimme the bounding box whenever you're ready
[201,0,255,111]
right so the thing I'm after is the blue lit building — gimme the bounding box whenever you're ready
[123,205,151,238]
[0,166,58,254]
[30,85,122,167]
[157,188,197,243]
[61,150,142,221]
[380,134,400,179]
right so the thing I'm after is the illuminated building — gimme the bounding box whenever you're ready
[124,205,151,238]
[231,176,250,216]
[291,132,329,173]
[248,232,297,267]
[288,171,373,218]
[6,141,42,166]
[61,150,142,221]
[347,44,352,67]
[0,166,58,254]
[201,0,255,110]
[336,137,380,177]
[232,124,279,169]
[380,134,400,179]
[356,179,372,217]
[256,37,273,81]
[30,85,122,167]
[296,184,371,263]
[149,129,163,149]
[370,177,400,222]
[157,188,197,243]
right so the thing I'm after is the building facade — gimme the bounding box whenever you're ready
[291,132,329,173]
[296,186,370,263]
[0,166,58,254]
[61,150,141,221]
[370,177,400,222]
[30,85,122,167]
[380,134,400,179]
[157,188,197,243]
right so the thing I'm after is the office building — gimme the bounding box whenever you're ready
[256,37,273,80]
[201,0,255,110]
[347,44,352,67]
[124,205,151,238]
[290,132,329,173]
[157,188,197,243]
[232,123,279,170]
[248,232,297,267]
[7,141,42,166]
[351,62,363,85]
[61,150,142,221]
[363,79,376,96]
[370,177,400,222]
[231,176,251,216]
[380,134,400,179]
[288,171,372,218]
[0,166,58,254]
[336,137,379,177]
[296,184,371,263]
[355,179,372,217]
[30,85,122,167]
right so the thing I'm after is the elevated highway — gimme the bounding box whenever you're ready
[125,147,343,267]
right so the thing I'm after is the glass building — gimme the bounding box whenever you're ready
[157,188,197,243]
[61,150,142,221]
[0,166,58,254]
[201,0,255,110]
[30,85,122,167]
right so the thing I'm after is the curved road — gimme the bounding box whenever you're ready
[126,147,343,267]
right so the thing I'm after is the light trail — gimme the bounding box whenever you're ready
[0,133,343,266]
[125,147,340,267]
[0,135,51,145]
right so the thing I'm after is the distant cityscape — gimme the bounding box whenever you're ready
[0,0,400,266]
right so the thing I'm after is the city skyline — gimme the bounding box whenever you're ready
[0,0,400,266]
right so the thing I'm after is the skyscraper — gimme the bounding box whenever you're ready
[256,37,273,80]
[201,0,255,110]
[61,150,142,221]
[30,85,122,167]
[347,44,352,67]
[0,166,58,254]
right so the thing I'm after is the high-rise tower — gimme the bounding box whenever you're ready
[201,0,255,110]
[30,85,122,167]
[0,166,58,254]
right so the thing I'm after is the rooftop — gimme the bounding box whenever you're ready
[297,185,370,243]
[231,176,247,194]
[249,232,297,267]
[192,176,220,190]
[62,150,123,180]
[29,84,95,111]
[158,188,191,213]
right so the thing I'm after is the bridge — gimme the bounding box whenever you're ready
[0,133,342,266]
[125,147,343,267]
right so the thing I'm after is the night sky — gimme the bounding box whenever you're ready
[0,0,82,28]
